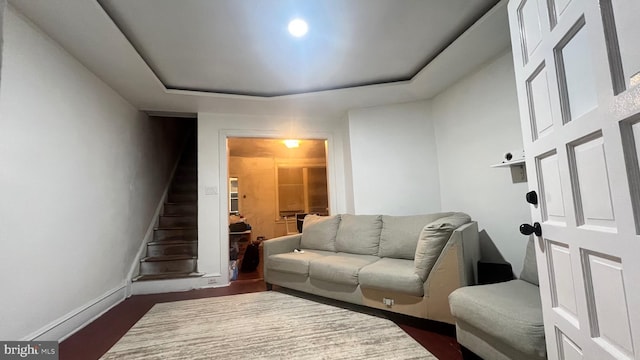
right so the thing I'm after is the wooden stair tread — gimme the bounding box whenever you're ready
[141,255,197,262]
[155,226,197,230]
[148,240,197,246]
[152,238,198,245]
[133,272,204,282]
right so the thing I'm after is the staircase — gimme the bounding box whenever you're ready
[134,137,200,281]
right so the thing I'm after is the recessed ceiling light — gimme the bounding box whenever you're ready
[288,18,308,38]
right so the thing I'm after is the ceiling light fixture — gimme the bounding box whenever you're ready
[283,139,300,148]
[288,18,308,37]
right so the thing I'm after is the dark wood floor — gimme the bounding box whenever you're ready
[59,278,463,360]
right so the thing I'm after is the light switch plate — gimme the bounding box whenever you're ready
[204,186,218,195]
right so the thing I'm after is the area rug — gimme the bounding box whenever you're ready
[100,291,437,359]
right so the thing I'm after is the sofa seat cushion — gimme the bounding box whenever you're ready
[268,250,335,275]
[309,253,379,285]
[359,258,424,297]
[335,214,382,255]
[449,280,546,359]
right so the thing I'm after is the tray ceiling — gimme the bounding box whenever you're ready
[98,0,499,97]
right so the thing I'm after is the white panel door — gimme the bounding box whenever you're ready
[508,0,640,359]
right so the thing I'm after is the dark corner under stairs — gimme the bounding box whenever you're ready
[134,137,201,282]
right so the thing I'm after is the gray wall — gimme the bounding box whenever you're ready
[432,51,531,274]
[344,51,532,274]
[0,0,5,85]
[347,101,441,215]
[0,7,187,339]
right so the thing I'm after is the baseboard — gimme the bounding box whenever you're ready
[131,274,226,295]
[23,284,127,342]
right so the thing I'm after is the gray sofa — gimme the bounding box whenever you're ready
[449,238,546,360]
[263,212,479,324]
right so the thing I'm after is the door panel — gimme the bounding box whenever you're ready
[538,151,567,224]
[550,0,573,25]
[508,0,640,358]
[558,330,584,360]
[568,133,616,231]
[583,252,633,358]
[620,117,640,234]
[547,240,579,324]
[556,19,598,123]
[518,0,544,63]
[605,0,640,90]
[528,64,556,139]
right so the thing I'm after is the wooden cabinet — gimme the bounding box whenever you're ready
[307,167,328,215]
[277,166,328,217]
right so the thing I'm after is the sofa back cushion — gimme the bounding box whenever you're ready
[520,237,539,286]
[335,214,382,255]
[414,212,471,281]
[379,213,454,259]
[300,214,341,251]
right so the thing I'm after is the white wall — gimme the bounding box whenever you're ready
[0,7,185,340]
[432,51,531,274]
[347,101,441,215]
[197,113,350,284]
[0,0,5,83]
[339,114,355,214]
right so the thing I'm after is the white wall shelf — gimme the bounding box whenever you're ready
[490,158,526,168]
[491,150,527,182]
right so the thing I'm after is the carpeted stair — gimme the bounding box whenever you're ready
[134,137,200,281]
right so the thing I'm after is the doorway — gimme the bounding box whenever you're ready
[226,137,329,281]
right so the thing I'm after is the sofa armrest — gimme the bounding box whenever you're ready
[423,221,479,323]
[424,221,479,288]
[263,234,302,257]
[263,234,302,285]
[455,221,480,286]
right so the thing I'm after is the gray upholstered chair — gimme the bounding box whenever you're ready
[449,238,546,360]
